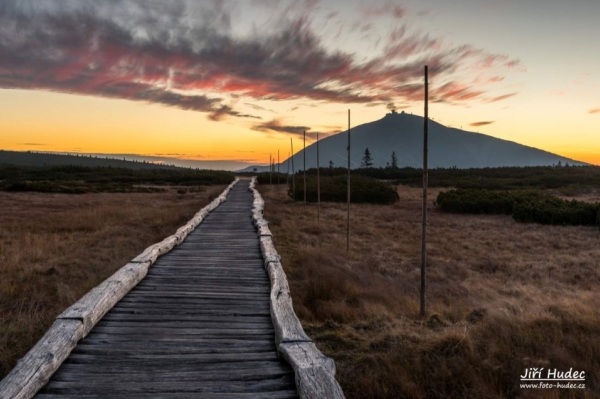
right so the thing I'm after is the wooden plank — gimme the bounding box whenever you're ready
[57,261,151,336]
[36,390,298,399]
[267,262,311,346]
[279,342,345,399]
[0,320,84,399]
[42,376,296,394]
[52,360,288,374]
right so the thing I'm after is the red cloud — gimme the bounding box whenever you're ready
[0,1,523,120]
[589,108,600,114]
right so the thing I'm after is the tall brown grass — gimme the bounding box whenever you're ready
[0,186,224,378]
[260,185,600,399]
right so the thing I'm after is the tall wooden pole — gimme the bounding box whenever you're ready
[291,138,296,201]
[347,109,351,252]
[287,151,290,186]
[317,131,320,223]
[269,154,272,185]
[421,65,429,318]
[303,130,307,207]
[277,150,280,185]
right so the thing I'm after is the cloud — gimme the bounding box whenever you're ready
[486,93,518,103]
[0,0,522,120]
[589,108,600,114]
[22,143,47,146]
[469,121,495,127]
[253,118,340,139]
[244,103,275,113]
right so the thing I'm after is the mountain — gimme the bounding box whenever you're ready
[240,112,586,172]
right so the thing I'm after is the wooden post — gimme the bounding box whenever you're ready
[317,131,320,223]
[303,130,307,207]
[421,65,429,318]
[347,109,351,252]
[287,151,290,186]
[270,154,272,185]
[277,150,280,185]
[291,138,296,201]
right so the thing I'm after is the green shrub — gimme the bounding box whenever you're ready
[288,175,399,205]
[436,189,600,227]
[255,172,288,185]
[434,189,547,215]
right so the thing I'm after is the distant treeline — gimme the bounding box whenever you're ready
[0,165,234,194]
[0,150,186,170]
[245,165,600,192]
[436,189,600,227]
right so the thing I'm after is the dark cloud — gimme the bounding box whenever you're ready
[589,108,600,114]
[244,103,275,113]
[253,119,340,139]
[0,0,521,120]
[470,121,495,127]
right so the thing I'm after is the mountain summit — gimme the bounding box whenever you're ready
[243,112,585,172]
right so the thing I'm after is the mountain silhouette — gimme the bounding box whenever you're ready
[242,112,586,172]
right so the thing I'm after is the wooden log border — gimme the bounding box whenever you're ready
[248,177,346,399]
[0,179,240,399]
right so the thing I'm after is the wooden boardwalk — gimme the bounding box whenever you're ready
[34,181,298,399]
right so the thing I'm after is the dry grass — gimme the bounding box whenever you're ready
[260,185,600,399]
[0,185,225,378]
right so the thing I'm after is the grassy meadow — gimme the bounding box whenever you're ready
[0,184,227,379]
[259,183,600,399]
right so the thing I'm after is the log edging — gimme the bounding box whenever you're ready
[0,178,240,399]
[248,177,345,399]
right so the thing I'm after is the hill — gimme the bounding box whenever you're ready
[241,112,586,172]
[0,150,180,170]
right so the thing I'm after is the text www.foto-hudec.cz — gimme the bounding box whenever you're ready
[520,368,586,389]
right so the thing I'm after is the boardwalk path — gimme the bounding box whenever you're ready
[35,180,298,399]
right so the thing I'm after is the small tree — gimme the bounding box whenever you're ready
[391,151,398,169]
[361,147,373,168]
[329,160,334,169]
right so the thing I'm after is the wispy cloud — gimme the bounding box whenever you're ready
[22,143,47,146]
[470,121,495,127]
[0,0,521,120]
[253,118,340,139]
[486,93,518,103]
[589,108,600,114]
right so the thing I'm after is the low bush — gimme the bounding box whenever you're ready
[288,175,399,205]
[255,172,288,185]
[436,189,600,227]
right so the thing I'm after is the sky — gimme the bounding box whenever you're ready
[0,0,599,169]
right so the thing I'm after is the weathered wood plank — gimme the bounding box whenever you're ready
[36,390,298,399]
[43,376,296,394]
[0,320,84,399]
[267,262,311,346]
[57,261,152,336]
[279,342,344,399]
